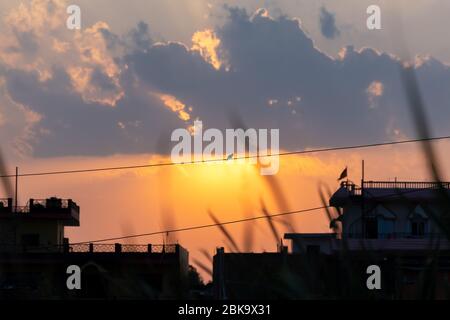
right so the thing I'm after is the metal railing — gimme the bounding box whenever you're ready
[340,180,450,197]
[363,181,450,190]
[0,243,179,253]
[29,198,79,212]
[345,232,447,240]
[340,181,362,195]
[68,243,177,253]
[0,198,79,215]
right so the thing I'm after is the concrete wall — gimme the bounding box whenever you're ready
[0,219,65,251]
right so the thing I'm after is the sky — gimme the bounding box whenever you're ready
[1,0,450,280]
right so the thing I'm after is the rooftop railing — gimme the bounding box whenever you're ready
[0,243,179,254]
[340,181,450,196]
[345,232,447,240]
[0,198,79,215]
[29,198,79,212]
[68,243,177,253]
[363,181,450,190]
[340,181,362,195]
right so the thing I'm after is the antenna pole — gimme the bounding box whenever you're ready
[361,160,365,238]
[362,160,365,184]
[14,166,18,212]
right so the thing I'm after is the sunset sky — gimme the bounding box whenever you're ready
[1,0,450,280]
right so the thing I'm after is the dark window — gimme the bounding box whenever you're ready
[21,234,40,247]
[411,221,425,237]
[365,218,378,239]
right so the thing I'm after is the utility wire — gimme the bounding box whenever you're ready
[70,206,329,244]
[70,184,450,245]
[4,185,445,249]
[1,136,449,245]
[1,135,450,178]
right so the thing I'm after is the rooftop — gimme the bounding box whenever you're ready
[0,197,80,226]
[284,233,337,239]
[330,180,450,206]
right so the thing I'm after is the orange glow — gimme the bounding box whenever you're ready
[367,81,384,97]
[12,141,450,279]
[192,29,222,70]
[159,94,191,121]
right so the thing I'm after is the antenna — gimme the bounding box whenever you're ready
[361,160,365,238]
[362,160,365,184]
[14,166,18,212]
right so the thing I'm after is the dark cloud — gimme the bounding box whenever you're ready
[128,22,153,52]
[90,67,120,93]
[319,6,340,39]
[101,21,154,55]
[127,8,450,149]
[7,30,39,57]
[2,7,450,158]
[4,66,182,157]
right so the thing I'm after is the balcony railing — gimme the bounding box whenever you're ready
[0,243,179,254]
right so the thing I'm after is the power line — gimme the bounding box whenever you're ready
[71,184,450,245]
[2,135,450,178]
[6,185,444,249]
[70,205,329,244]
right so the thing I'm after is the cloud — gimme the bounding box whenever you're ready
[319,6,340,39]
[1,3,450,160]
[127,7,450,148]
[366,81,384,109]
[0,1,124,106]
[0,76,39,157]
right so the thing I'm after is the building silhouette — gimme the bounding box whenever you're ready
[285,180,450,253]
[0,197,79,252]
[213,180,450,299]
[0,197,189,299]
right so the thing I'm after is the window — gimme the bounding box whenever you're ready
[411,221,425,237]
[378,217,395,239]
[21,234,40,247]
[409,206,428,238]
[365,217,378,239]
[364,205,396,239]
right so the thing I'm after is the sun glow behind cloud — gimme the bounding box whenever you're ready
[192,29,223,70]
[158,94,192,121]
